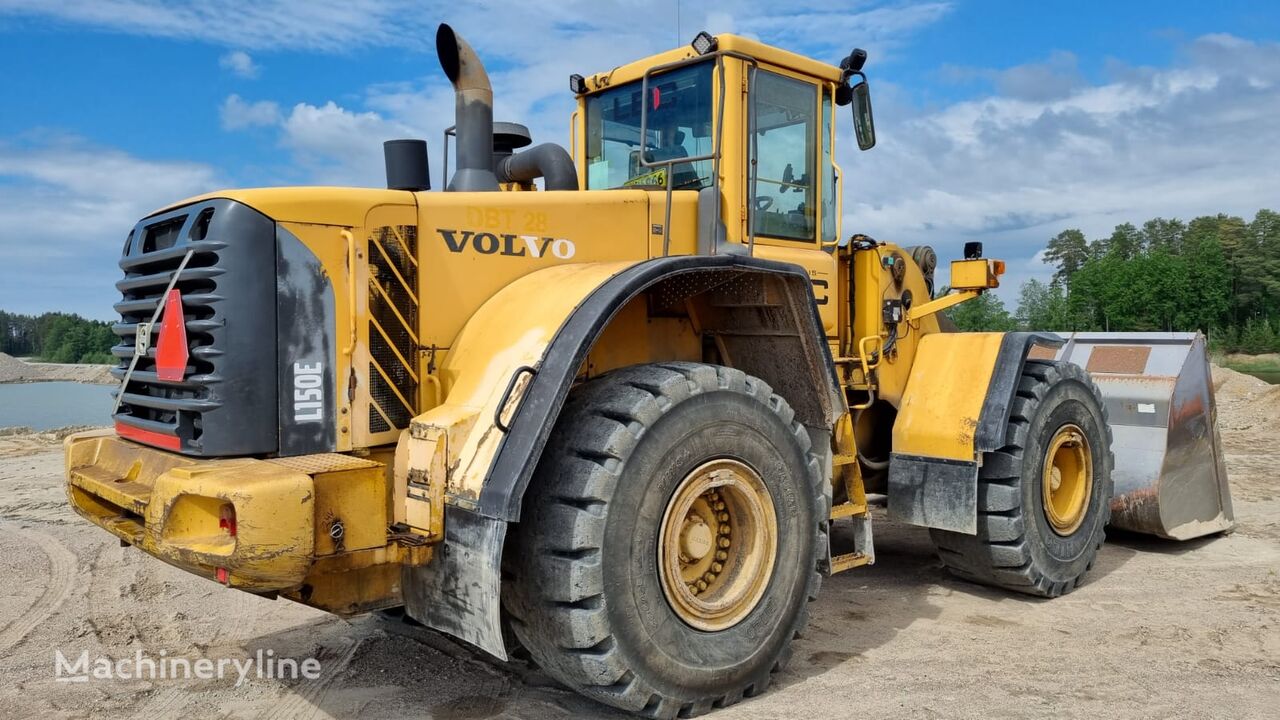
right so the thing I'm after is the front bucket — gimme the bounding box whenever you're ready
[1037,332,1234,540]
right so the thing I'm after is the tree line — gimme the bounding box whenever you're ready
[947,209,1280,354]
[0,311,117,364]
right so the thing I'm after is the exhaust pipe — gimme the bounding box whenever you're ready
[436,24,499,191]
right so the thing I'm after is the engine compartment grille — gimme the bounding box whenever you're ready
[367,225,419,435]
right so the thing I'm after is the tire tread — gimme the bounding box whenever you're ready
[506,362,829,718]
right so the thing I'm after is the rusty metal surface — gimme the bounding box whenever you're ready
[1050,332,1234,539]
[1086,345,1152,374]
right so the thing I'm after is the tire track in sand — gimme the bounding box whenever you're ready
[258,636,361,720]
[0,524,77,652]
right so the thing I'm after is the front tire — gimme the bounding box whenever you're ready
[504,363,829,718]
[931,359,1114,597]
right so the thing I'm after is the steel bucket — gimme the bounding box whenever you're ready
[1034,332,1234,540]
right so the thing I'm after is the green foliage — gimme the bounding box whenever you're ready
[1237,317,1280,354]
[1043,229,1089,284]
[1016,279,1071,330]
[945,289,1018,332]
[1016,209,1279,350]
[0,310,116,363]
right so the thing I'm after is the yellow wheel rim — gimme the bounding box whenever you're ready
[658,459,777,631]
[1041,424,1093,536]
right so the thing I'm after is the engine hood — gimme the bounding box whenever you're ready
[149,187,416,227]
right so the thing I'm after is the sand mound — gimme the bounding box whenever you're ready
[0,353,34,382]
[1212,364,1280,448]
[1212,364,1271,399]
[0,352,115,384]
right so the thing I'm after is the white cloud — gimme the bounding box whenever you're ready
[0,0,420,51]
[0,137,221,318]
[204,1,950,188]
[842,33,1280,299]
[0,0,950,57]
[219,50,259,78]
[280,101,416,185]
[219,94,281,130]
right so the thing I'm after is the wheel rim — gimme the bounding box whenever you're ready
[658,459,778,631]
[1041,424,1093,536]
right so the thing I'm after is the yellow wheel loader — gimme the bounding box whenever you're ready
[64,24,1233,717]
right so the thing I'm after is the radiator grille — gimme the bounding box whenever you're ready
[367,225,419,434]
[110,199,278,456]
[111,207,225,447]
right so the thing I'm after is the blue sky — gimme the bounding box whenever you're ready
[2,0,1279,319]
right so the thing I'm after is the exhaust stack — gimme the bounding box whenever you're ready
[436,24,499,191]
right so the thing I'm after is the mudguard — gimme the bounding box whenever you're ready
[401,254,843,658]
[888,331,1063,534]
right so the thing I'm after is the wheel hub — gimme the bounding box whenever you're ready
[1042,424,1093,536]
[658,459,777,630]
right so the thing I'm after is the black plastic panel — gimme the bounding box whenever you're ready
[112,199,279,456]
[276,225,338,456]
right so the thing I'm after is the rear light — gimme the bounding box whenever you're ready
[215,567,229,585]
[219,504,237,537]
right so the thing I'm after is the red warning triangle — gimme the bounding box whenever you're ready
[155,289,189,381]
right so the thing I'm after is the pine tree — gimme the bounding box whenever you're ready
[1043,229,1089,284]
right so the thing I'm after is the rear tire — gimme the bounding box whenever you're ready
[930,359,1114,597]
[504,363,829,718]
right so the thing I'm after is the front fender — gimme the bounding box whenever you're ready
[888,331,1062,533]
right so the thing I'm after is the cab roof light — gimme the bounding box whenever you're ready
[691,31,717,56]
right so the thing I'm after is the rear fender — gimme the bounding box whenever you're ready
[400,254,843,658]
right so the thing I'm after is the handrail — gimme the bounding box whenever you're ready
[637,49,759,257]
[341,229,358,362]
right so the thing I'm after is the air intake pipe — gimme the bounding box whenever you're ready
[436,24,499,191]
[497,143,578,191]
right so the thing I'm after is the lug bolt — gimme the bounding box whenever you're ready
[714,501,726,511]
[703,571,715,582]
[696,580,708,591]
[689,583,700,595]
[717,512,729,523]
[716,551,728,561]
[718,537,731,549]
[719,525,731,536]
[712,562,723,573]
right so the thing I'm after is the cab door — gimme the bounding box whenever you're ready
[743,66,840,340]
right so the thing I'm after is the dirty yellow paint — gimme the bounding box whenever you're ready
[890,333,1005,461]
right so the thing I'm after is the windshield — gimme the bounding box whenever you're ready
[585,61,714,190]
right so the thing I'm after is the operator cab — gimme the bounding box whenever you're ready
[573,32,875,251]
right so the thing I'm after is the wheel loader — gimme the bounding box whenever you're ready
[64,24,1234,717]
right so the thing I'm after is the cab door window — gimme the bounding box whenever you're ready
[751,71,818,242]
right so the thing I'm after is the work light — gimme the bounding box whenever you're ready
[691,31,717,55]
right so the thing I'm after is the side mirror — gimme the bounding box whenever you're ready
[851,79,876,151]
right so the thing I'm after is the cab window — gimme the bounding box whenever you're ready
[584,62,715,190]
[751,71,817,242]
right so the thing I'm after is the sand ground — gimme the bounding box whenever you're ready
[0,368,1276,719]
